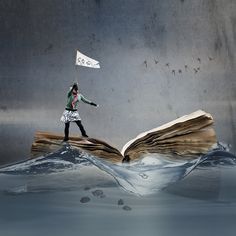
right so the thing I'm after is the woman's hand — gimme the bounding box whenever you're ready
[90,102,99,107]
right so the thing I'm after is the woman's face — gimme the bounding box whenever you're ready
[72,88,78,94]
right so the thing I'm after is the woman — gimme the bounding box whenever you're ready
[60,83,98,141]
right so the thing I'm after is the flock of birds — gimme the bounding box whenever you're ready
[143,56,215,75]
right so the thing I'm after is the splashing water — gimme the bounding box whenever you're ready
[0,143,235,196]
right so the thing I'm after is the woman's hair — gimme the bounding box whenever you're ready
[72,83,78,91]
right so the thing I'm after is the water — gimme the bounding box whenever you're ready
[0,143,236,236]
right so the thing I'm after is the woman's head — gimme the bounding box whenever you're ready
[72,83,79,94]
[72,83,78,91]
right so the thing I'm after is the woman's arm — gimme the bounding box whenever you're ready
[67,86,73,98]
[80,94,98,106]
[68,83,78,98]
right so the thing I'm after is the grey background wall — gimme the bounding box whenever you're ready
[0,0,235,165]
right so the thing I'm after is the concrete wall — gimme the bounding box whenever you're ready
[0,0,235,165]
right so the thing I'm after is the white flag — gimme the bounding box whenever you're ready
[75,50,100,68]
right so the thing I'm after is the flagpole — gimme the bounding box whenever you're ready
[75,49,100,85]
[75,50,79,85]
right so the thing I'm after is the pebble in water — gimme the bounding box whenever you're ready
[118,199,124,206]
[84,187,91,191]
[80,196,91,203]
[139,173,148,179]
[122,205,132,211]
[92,189,106,198]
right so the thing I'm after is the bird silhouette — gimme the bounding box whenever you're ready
[144,60,148,68]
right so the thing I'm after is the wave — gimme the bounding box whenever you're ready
[0,143,235,195]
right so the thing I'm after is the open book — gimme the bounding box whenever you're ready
[31,110,217,163]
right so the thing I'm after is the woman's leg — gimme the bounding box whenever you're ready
[75,120,88,137]
[64,122,70,141]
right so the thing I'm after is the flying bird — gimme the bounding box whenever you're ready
[144,60,148,68]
